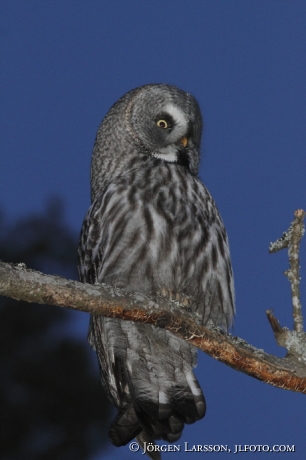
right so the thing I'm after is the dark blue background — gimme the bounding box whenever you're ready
[1,1,305,459]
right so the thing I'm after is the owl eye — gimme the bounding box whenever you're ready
[156,119,168,129]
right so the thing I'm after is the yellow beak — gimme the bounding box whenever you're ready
[180,137,188,148]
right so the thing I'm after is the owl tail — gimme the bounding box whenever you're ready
[136,432,161,460]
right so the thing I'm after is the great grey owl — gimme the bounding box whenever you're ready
[78,84,234,458]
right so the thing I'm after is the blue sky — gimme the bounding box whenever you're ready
[1,1,306,459]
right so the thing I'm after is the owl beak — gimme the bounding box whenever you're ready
[180,137,188,148]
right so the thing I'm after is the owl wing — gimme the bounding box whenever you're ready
[78,182,206,450]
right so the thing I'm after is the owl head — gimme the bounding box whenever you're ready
[91,84,203,201]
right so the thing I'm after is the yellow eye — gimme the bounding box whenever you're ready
[156,119,168,129]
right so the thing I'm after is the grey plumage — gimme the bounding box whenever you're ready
[78,84,235,457]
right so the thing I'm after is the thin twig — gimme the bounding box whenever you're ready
[269,209,305,333]
[266,309,283,334]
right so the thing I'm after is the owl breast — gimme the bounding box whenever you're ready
[81,159,233,329]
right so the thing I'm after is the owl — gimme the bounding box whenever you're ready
[78,84,234,458]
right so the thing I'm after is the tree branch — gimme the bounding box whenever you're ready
[269,209,305,333]
[1,260,306,394]
[268,210,306,360]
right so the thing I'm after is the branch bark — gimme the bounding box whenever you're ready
[1,260,306,394]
